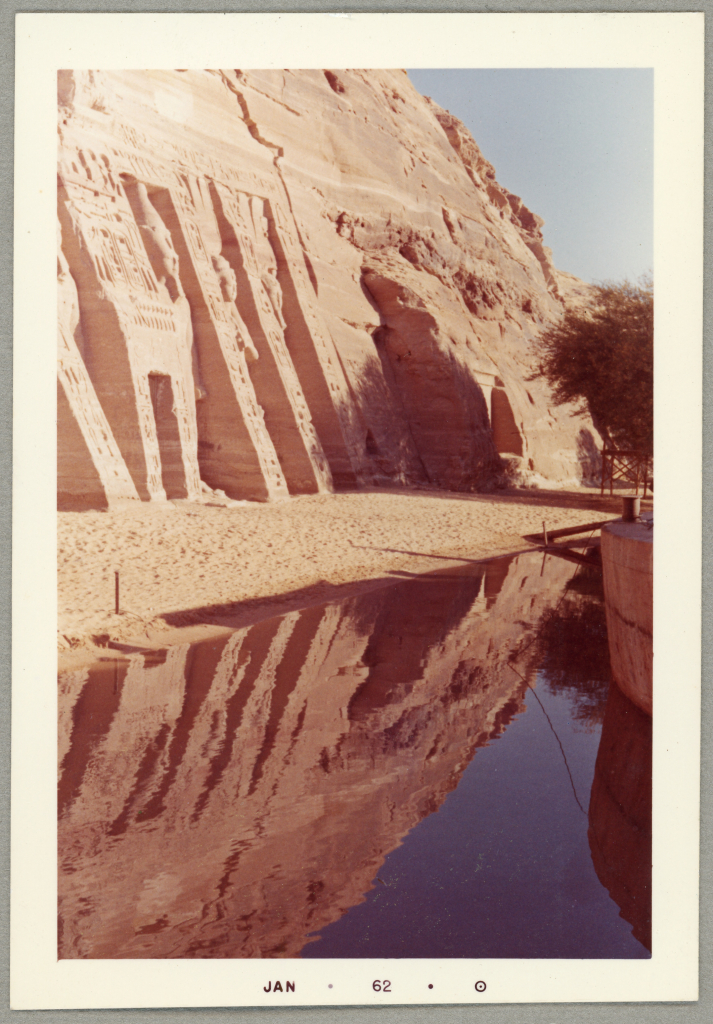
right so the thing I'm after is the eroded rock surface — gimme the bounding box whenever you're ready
[57,69,600,507]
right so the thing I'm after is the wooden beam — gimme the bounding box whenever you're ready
[523,518,619,544]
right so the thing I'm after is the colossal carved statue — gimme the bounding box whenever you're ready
[57,241,82,353]
[211,253,259,363]
[249,200,287,331]
[131,180,182,302]
[211,252,238,303]
[122,177,208,402]
[261,265,287,330]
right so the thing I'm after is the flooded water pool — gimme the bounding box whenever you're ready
[58,550,651,959]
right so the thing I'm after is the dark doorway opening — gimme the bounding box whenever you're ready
[491,388,524,456]
[148,373,187,499]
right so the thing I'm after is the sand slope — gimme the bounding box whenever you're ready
[58,488,639,661]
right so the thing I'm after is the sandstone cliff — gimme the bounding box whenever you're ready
[57,69,600,510]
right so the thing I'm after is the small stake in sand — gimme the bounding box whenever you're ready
[115,571,120,615]
[542,520,549,548]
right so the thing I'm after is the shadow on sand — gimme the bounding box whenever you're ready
[343,484,653,516]
[157,549,530,633]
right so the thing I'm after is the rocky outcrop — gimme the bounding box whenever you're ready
[57,69,600,508]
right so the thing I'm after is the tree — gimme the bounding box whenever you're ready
[533,278,653,454]
[534,567,612,731]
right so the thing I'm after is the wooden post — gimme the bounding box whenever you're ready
[542,520,549,548]
[115,571,120,615]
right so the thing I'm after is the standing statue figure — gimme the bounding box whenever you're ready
[248,197,288,331]
[131,181,183,302]
[211,253,259,363]
[58,237,83,355]
[126,177,207,401]
[261,265,287,330]
[211,252,238,303]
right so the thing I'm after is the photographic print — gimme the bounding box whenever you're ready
[12,12,702,1010]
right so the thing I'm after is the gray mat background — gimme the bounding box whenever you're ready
[1,1,709,1020]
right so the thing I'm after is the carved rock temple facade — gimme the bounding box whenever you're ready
[57,69,599,510]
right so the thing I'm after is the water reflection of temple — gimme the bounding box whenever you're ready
[58,553,577,959]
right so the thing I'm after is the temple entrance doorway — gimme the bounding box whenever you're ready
[148,373,188,499]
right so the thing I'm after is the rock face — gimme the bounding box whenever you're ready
[57,69,600,509]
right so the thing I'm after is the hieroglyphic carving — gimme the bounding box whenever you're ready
[59,179,166,500]
[66,110,278,209]
[166,176,289,498]
[266,195,371,479]
[133,373,166,498]
[59,147,203,502]
[212,183,332,486]
[60,177,166,309]
[211,254,259,363]
[58,244,139,504]
[57,75,357,504]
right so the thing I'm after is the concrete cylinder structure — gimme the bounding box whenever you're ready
[600,518,653,716]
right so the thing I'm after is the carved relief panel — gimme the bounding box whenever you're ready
[60,163,181,341]
[212,182,332,486]
[161,174,288,497]
[59,142,205,502]
[265,196,371,477]
[58,246,139,502]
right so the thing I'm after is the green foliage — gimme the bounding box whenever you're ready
[534,279,653,453]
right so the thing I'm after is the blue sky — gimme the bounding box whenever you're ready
[407,69,653,285]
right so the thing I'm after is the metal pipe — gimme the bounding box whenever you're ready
[621,496,641,522]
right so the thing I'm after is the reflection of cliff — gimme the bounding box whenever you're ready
[58,553,576,959]
[588,682,652,952]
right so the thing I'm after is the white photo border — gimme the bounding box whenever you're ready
[11,10,703,1010]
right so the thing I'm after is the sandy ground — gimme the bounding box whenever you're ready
[58,486,649,666]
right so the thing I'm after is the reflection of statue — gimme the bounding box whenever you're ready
[211,253,259,363]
